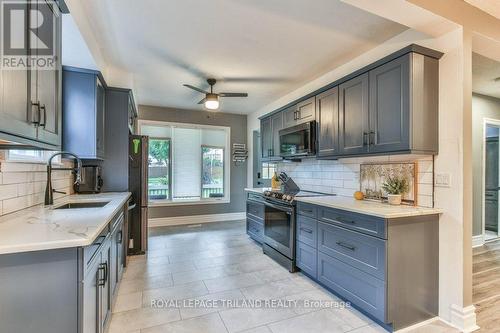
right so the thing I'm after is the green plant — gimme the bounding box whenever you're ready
[382,176,409,195]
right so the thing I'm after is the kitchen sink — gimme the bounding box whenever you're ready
[54,201,110,209]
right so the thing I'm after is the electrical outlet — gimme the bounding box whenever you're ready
[129,239,134,249]
[435,173,451,187]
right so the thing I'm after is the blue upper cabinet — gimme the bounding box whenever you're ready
[259,45,442,160]
[62,67,107,159]
[338,73,370,156]
[0,0,62,149]
[368,54,410,153]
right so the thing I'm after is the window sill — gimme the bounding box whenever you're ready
[148,198,230,207]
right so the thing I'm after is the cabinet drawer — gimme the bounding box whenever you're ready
[297,202,317,219]
[84,226,110,269]
[297,241,317,278]
[247,199,264,221]
[297,215,317,248]
[318,222,386,280]
[318,252,386,322]
[318,207,386,239]
[247,217,264,243]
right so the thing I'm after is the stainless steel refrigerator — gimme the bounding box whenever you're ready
[128,135,149,254]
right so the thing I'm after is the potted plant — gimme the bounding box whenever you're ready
[382,175,409,205]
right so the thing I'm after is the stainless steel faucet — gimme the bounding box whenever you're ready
[45,152,83,206]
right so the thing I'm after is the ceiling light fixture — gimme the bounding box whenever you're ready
[204,93,219,110]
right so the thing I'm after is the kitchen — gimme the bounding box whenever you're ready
[0,1,498,333]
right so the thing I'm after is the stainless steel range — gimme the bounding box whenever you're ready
[248,177,332,272]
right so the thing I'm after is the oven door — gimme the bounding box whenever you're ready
[263,200,295,259]
[279,121,316,158]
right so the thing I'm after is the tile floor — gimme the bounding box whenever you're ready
[108,220,459,333]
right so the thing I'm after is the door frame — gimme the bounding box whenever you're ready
[481,118,500,242]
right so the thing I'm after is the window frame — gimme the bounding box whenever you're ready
[201,145,225,200]
[139,119,231,206]
[147,136,172,203]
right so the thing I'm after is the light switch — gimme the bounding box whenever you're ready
[435,173,451,187]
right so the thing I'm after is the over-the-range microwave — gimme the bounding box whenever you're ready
[279,121,316,159]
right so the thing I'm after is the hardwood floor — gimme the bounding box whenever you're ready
[473,239,500,331]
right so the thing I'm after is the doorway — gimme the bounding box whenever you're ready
[483,121,500,241]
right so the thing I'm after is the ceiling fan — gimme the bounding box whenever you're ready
[183,78,248,110]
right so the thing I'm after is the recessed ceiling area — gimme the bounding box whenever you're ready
[473,52,500,99]
[78,0,407,114]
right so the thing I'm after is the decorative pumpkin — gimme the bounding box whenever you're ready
[354,191,364,200]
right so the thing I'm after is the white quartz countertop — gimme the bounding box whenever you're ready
[244,188,443,218]
[0,192,131,255]
[295,196,443,219]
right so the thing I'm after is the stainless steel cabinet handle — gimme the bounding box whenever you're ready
[363,132,368,146]
[336,241,356,251]
[300,227,313,234]
[128,203,137,211]
[117,230,123,244]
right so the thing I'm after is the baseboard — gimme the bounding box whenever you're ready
[394,317,439,332]
[449,304,479,332]
[472,235,484,248]
[149,212,246,227]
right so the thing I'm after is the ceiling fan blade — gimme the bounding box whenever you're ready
[183,84,209,94]
[219,92,248,97]
[197,98,207,104]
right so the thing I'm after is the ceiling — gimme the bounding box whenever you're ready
[78,0,406,114]
[465,0,500,20]
[473,52,500,99]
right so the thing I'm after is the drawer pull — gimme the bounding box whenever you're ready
[302,209,313,213]
[336,241,356,251]
[300,227,313,234]
[336,217,356,224]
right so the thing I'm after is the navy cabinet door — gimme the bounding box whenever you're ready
[339,73,369,155]
[369,55,410,153]
[317,86,339,157]
[283,105,298,129]
[271,112,283,158]
[261,117,272,159]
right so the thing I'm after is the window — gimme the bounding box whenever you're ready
[140,121,230,205]
[6,150,60,163]
[147,138,171,201]
[202,146,224,198]
[262,162,277,179]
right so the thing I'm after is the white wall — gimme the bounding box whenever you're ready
[246,28,473,328]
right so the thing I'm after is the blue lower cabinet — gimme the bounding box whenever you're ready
[296,241,317,278]
[317,252,386,322]
[247,217,264,243]
[317,222,386,280]
[297,215,317,248]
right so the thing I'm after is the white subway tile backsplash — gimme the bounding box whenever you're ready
[418,172,433,185]
[0,184,18,200]
[0,159,74,216]
[277,155,435,208]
